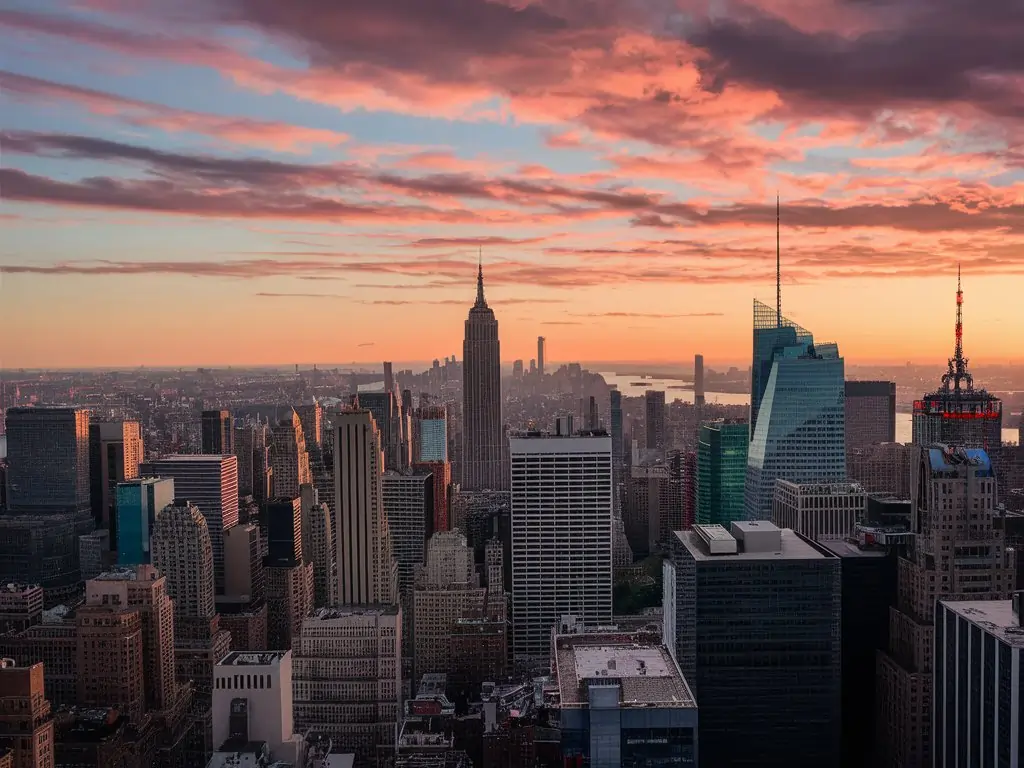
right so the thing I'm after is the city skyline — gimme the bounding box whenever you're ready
[3,2,1024,368]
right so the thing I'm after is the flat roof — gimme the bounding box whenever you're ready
[676,527,832,562]
[556,637,695,709]
[942,601,1024,648]
[311,604,400,619]
[217,651,288,667]
[818,539,890,559]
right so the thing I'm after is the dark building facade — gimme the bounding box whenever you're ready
[263,497,302,563]
[201,410,233,455]
[666,522,841,768]
[644,390,666,451]
[844,381,896,453]
[462,263,504,491]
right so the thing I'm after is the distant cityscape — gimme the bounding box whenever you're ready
[1,263,1023,768]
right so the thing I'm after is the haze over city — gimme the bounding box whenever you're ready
[3,0,1024,368]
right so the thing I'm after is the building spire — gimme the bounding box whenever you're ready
[776,193,782,328]
[942,263,973,393]
[475,246,487,308]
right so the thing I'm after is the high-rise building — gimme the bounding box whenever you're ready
[696,419,748,528]
[264,497,302,563]
[140,455,239,595]
[4,407,90,513]
[270,411,311,500]
[509,432,613,663]
[152,501,216,625]
[357,391,402,472]
[292,606,402,766]
[333,410,399,605]
[462,262,504,491]
[912,272,1002,451]
[115,477,175,566]
[750,299,814,440]
[552,622,698,768]
[201,410,233,455]
[934,596,1024,768]
[299,485,336,609]
[744,329,846,521]
[384,361,395,394]
[413,460,451,534]
[0,514,81,604]
[89,420,143,533]
[0,622,77,711]
[876,446,1014,768]
[77,529,108,581]
[846,442,913,498]
[644,390,666,451]
[234,422,269,499]
[212,651,302,763]
[412,406,448,463]
[264,559,313,651]
[382,471,434,597]
[0,660,55,768]
[537,336,545,376]
[610,389,624,513]
[772,481,866,542]
[694,354,705,407]
[665,521,841,768]
[625,460,671,557]
[224,522,264,603]
[296,401,324,449]
[844,381,896,453]
[0,584,43,635]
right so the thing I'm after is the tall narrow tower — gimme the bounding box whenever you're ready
[462,259,504,490]
[537,336,546,376]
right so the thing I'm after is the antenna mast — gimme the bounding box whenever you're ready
[776,194,782,328]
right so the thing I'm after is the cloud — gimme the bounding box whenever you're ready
[541,320,583,326]
[571,311,725,319]
[357,342,375,347]
[0,70,347,151]
[255,291,348,298]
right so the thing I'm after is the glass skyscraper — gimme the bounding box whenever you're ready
[745,322,846,521]
[116,477,175,566]
[750,299,813,440]
[697,419,748,527]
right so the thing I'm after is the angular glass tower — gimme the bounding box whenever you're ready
[750,300,813,440]
[697,420,749,527]
[744,335,846,521]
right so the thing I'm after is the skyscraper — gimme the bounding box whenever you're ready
[357,391,402,472]
[270,410,311,499]
[151,501,216,625]
[844,381,896,453]
[382,471,434,597]
[201,410,233,455]
[610,389,624,517]
[333,409,398,605]
[696,419,748,528]
[750,300,814,440]
[694,354,705,407]
[89,420,143,532]
[299,485,336,609]
[296,401,324,448]
[665,522,841,768]
[264,497,302,562]
[876,446,1014,768]
[412,405,448,463]
[537,336,545,375]
[140,454,239,595]
[744,330,846,521]
[116,477,175,566]
[912,271,1002,450]
[0,660,55,768]
[509,431,613,662]
[645,390,666,451]
[462,262,504,491]
[5,406,90,513]
[771,481,865,542]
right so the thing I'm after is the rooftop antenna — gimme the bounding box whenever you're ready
[475,245,486,308]
[776,193,782,328]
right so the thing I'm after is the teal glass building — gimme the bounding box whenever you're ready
[116,477,174,565]
[745,303,846,521]
[697,420,748,527]
[750,300,813,440]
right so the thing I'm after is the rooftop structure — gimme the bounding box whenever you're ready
[682,521,827,561]
[218,652,289,667]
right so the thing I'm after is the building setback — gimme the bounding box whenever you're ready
[509,432,613,663]
[462,263,504,491]
[772,481,865,542]
[665,521,841,768]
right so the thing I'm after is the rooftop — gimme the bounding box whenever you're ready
[555,635,695,710]
[311,604,400,620]
[942,600,1024,648]
[218,651,288,667]
[678,525,832,562]
[818,538,890,559]
[0,583,43,594]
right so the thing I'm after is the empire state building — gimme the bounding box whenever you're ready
[462,260,504,490]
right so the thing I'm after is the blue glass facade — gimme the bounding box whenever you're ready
[417,418,448,462]
[750,300,813,440]
[116,477,174,565]
[696,420,748,527]
[744,351,846,521]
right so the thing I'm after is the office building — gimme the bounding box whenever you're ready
[412,406,448,463]
[0,583,43,634]
[772,481,866,542]
[264,497,302,563]
[744,320,846,520]
[264,560,313,651]
[694,354,705,407]
[357,391,403,473]
[750,299,814,440]
[115,477,174,566]
[234,422,269,500]
[610,389,624,513]
[912,273,1002,451]
[152,500,216,624]
[844,381,896,453]
[270,410,311,500]
[876,446,1014,768]
[296,401,324,449]
[665,521,841,767]
[77,529,109,581]
[382,471,434,597]
[644,390,666,451]
[414,460,451,535]
[224,522,264,605]
[212,651,302,763]
[509,432,613,663]
[820,535,899,768]
[625,461,670,557]
[934,596,1024,768]
[202,410,234,455]
[0,514,81,604]
[141,455,239,595]
[89,420,143,532]
[4,407,90,513]
[553,623,698,768]
[292,606,403,766]
[52,709,130,768]
[0,660,54,768]
[333,409,399,606]
[299,485,336,609]
[847,442,913,498]
[696,419,748,528]
[0,622,77,711]
[462,262,504,491]
[216,599,268,653]
[537,336,545,376]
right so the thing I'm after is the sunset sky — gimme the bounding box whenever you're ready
[2,0,1023,369]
